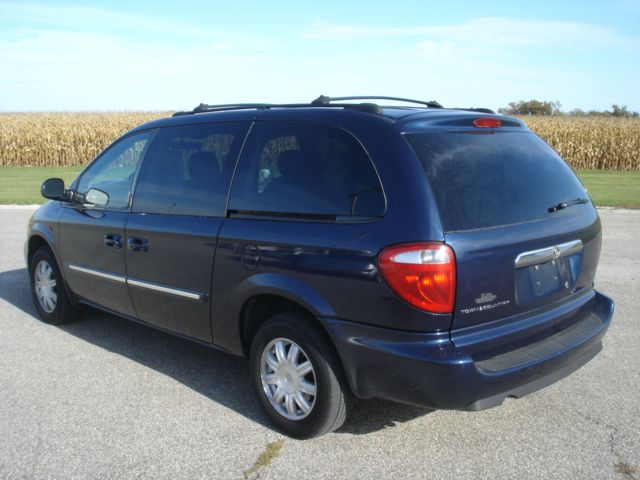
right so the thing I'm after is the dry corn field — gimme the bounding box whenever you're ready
[0,113,639,170]
[0,113,166,167]
[522,116,640,170]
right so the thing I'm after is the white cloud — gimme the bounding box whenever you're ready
[304,17,637,50]
[0,2,226,40]
[299,17,640,111]
[0,28,287,110]
[0,2,299,110]
[0,5,637,111]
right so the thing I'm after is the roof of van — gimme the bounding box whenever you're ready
[129,96,526,133]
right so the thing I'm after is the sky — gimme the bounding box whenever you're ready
[0,0,639,112]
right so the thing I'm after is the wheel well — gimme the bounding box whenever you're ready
[27,235,50,266]
[242,294,339,354]
[240,294,305,355]
[27,235,78,307]
[239,294,354,397]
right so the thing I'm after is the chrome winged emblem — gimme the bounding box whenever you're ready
[474,292,497,304]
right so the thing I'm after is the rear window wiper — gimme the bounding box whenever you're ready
[548,197,590,213]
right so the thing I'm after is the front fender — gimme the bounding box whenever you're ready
[26,202,63,267]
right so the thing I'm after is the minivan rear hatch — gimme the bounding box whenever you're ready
[404,123,601,329]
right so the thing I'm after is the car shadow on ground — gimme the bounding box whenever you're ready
[0,267,432,435]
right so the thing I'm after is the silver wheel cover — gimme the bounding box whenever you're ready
[260,338,317,420]
[34,260,58,314]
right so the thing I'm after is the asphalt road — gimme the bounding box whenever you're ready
[1,207,638,480]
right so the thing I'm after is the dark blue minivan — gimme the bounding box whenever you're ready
[27,96,614,438]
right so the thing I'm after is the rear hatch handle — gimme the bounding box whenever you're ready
[514,240,583,269]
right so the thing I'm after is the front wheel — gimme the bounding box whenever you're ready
[249,312,352,438]
[29,247,78,325]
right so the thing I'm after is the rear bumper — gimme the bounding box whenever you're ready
[320,290,613,410]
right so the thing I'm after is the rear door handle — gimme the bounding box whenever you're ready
[104,233,122,249]
[127,237,149,252]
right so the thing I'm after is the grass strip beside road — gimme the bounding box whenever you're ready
[0,166,83,204]
[0,166,638,207]
[577,170,640,208]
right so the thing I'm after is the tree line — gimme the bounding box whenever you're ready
[498,100,639,117]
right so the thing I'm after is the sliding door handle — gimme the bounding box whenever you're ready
[127,237,149,252]
[104,233,122,249]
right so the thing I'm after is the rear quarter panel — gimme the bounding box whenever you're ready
[210,113,454,354]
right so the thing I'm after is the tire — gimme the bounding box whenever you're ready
[29,247,78,325]
[249,312,352,438]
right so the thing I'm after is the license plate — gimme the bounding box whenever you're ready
[515,257,572,304]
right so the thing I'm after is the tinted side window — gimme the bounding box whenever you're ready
[132,122,249,217]
[76,131,152,209]
[229,122,384,218]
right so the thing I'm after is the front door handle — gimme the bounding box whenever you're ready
[127,237,149,252]
[104,233,122,249]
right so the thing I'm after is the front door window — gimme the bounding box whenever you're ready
[76,131,152,209]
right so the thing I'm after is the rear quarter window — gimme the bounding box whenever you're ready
[405,131,589,232]
[229,121,385,220]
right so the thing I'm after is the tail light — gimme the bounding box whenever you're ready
[378,243,456,313]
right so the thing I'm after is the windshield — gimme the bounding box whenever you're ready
[405,131,589,232]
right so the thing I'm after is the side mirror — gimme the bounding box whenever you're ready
[41,178,65,200]
[84,188,109,207]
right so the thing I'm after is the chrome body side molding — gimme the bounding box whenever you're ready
[68,264,126,283]
[67,263,205,301]
[127,278,204,301]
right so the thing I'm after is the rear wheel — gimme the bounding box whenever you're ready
[30,247,78,325]
[249,312,351,438]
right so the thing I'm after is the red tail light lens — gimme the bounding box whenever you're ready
[473,117,501,128]
[378,243,456,313]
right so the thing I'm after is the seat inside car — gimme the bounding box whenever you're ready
[262,149,327,211]
[186,150,221,194]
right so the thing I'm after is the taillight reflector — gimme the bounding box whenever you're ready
[473,117,501,128]
[378,243,456,314]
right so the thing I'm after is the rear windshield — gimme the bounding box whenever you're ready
[405,131,588,232]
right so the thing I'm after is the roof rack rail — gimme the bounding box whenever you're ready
[172,95,446,118]
[172,103,274,117]
[312,95,443,109]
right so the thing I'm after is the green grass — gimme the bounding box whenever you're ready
[576,170,640,208]
[0,166,83,204]
[0,166,638,207]
[242,439,285,479]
